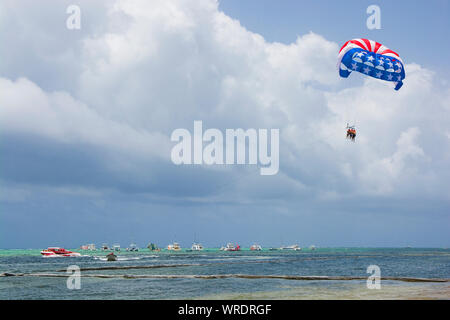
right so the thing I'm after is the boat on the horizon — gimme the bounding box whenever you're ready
[222,243,241,251]
[190,243,204,251]
[112,244,121,251]
[101,243,109,251]
[167,242,181,251]
[280,244,301,251]
[147,243,161,251]
[40,247,81,257]
[250,244,262,251]
[127,243,138,252]
[80,243,96,251]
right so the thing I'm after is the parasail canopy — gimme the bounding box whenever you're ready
[338,38,405,90]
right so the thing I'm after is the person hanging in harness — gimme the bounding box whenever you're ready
[346,125,356,141]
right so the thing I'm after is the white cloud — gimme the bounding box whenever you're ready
[358,127,429,194]
[0,0,449,203]
[0,77,170,161]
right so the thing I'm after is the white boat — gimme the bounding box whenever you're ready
[80,243,96,250]
[101,243,109,251]
[167,242,181,251]
[309,245,316,251]
[112,244,121,251]
[280,244,301,251]
[250,244,262,251]
[191,243,204,251]
[127,243,138,252]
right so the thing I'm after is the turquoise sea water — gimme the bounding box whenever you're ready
[1,248,449,299]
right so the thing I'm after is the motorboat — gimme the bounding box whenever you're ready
[101,243,109,251]
[80,243,96,251]
[223,243,240,251]
[106,252,117,261]
[250,244,262,251]
[127,243,139,252]
[280,244,301,251]
[112,244,121,251]
[191,243,204,251]
[41,247,81,257]
[167,242,181,251]
[147,243,161,251]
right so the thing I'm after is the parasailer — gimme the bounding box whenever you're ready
[338,38,405,90]
[338,39,405,141]
[346,124,356,141]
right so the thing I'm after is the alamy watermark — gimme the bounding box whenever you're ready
[66,265,81,290]
[171,121,279,175]
[367,265,381,289]
[366,5,381,30]
[66,5,81,30]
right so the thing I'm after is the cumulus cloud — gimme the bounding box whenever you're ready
[0,77,169,158]
[0,0,449,207]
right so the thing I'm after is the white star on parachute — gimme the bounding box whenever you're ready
[378,60,384,65]
[375,72,383,78]
[356,52,365,58]
[351,63,358,70]
[367,56,375,62]
[397,75,402,81]
[387,61,394,67]
[387,74,393,80]
[363,67,370,74]
[396,62,402,68]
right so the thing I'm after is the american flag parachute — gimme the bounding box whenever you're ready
[338,39,405,90]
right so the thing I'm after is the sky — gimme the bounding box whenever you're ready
[219,0,450,76]
[0,0,449,249]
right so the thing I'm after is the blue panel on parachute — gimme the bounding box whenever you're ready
[339,48,405,90]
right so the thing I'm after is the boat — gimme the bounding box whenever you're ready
[106,252,117,261]
[101,243,109,251]
[167,242,181,251]
[223,243,241,251]
[81,243,96,251]
[250,244,262,251]
[309,245,316,251]
[40,247,81,257]
[191,243,204,251]
[127,243,139,252]
[280,244,301,251]
[147,243,161,251]
[112,244,121,252]
[268,247,279,251]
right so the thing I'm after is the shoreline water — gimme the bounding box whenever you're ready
[1,248,449,299]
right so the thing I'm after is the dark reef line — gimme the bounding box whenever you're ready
[1,272,448,283]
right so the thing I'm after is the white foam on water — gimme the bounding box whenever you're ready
[92,255,159,261]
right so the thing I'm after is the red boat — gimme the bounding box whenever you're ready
[40,247,81,257]
[222,243,241,251]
